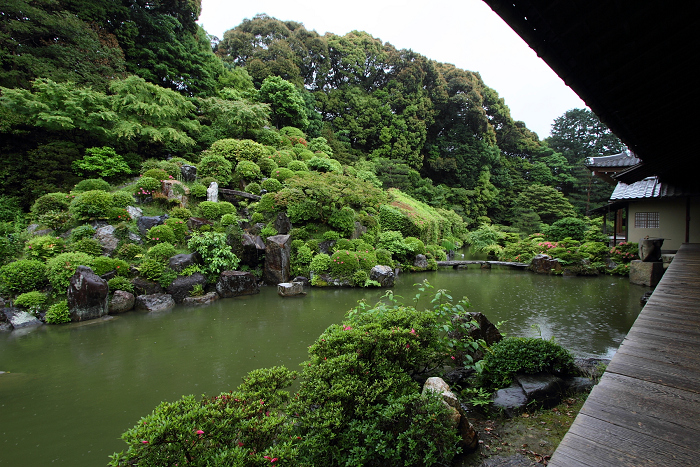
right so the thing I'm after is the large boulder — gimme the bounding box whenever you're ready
[94,225,119,256]
[126,205,143,221]
[137,215,168,237]
[132,277,164,296]
[216,270,259,298]
[450,312,503,362]
[273,212,292,235]
[182,292,219,306]
[67,266,109,321]
[529,254,561,274]
[233,234,265,268]
[166,273,208,303]
[278,282,306,297]
[161,180,189,206]
[108,290,135,314]
[413,254,429,269]
[422,377,478,451]
[180,164,197,182]
[168,253,199,273]
[369,265,395,287]
[134,293,175,312]
[264,235,291,284]
[1,307,42,330]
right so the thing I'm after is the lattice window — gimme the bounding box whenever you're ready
[635,212,660,228]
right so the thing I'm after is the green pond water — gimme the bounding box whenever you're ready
[0,266,649,466]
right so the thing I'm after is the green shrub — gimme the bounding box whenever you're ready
[92,257,130,276]
[0,260,48,294]
[111,191,134,209]
[328,207,356,238]
[309,253,331,274]
[187,231,240,281]
[71,238,103,256]
[307,156,342,174]
[544,217,588,242]
[579,241,609,262]
[108,276,134,293]
[287,160,308,172]
[25,235,67,261]
[37,210,73,231]
[197,201,221,220]
[261,178,282,193]
[31,192,71,217]
[70,190,114,220]
[375,248,394,267]
[271,167,295,182]
[146,224,177,245]
[244,182,261,195]
[329,250,361,278]
[46,252,95,291]
[322,230,340,241]
[377,230,412,260]
[220,213,238,227]
[164,218,187,242]
[156,160,180,177]
[481,337,576,389]
[137,258,165,282]
[189,183,208,198]
[197,153,233,186]
[146,242,176,262]
[256,156,278,177]
[45,300,70,324]
[135,176,161,197]
[73,178,111,193]
[404,236,426,255]
[170,206,192,219]
[14,290,47,310]
[70,225,96,242]
[235,160,262,181]
[116,243,143,261]
[609,241,639,263]
[141,168,169,181]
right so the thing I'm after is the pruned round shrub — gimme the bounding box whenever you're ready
[256,157,278,177]
[218,201,235,216]
[146,224,176,244]
[328,206,356,238]
[31,192,71,217]
[244,182,261,195]
[137,258,165,282]
[134,176,161,198]
[46,252,95,291]
[235,160,262,181]
[170,206,192,219]
[220,213,238,227]
[271,167,295,182]
[73,178,111,193]
[309,253,331,274]
[71,238,103,256]
[307,156,342,174]
[0,259,47,295]
[92,257,130,276]
[142,168,169,181]
[45,300,70,324]
[14,290,47,310]
[70,190,114,220]
[287,160,308,172]
[164,218,187,242]
[146,242,176,262]
[116,243,143,261]
[189,183,208,198]
[261,178,282,193]
[112,191,135,208]
[375,248,394,267]
[481,337,576,389]
[197,201,221,221]
[329,250,361,278]
[197,153,233,186]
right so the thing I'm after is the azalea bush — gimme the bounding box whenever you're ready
[0,259,48,295]
[46,252,95,291]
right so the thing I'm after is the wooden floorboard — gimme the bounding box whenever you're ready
[550,243,700,467]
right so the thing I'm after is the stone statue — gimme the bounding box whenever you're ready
[206,181,218,203]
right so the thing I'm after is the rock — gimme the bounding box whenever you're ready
[515,373,565,407]
[273,212,292,235]
[369,265,395,287]
[134,293,175,312]
[216,270,260,298]
[94,225,119,256]
[109,290,135,314]
[350,221,367,240]
[314,273,351,287]
[492,383,528,417]
[234,234,265,268]
[126,205,143,220]
[264,235,291,284]
[639,237,664,262]
[132,277,164,296]
[249,222,267,236]
[187,217,213,231]
[278,282,306,296]
[563,376,595,394]
[182,292,219,306]
[207,181,218,202]
[629,259,664,287]
[318,239,335,255]
[413,254,429,269]
[166,273,208,303]
[529,254,561,274]
[67,266,109,322]
[422,377,478,451]
[168,253,199,273]
[292,276,310,286]
[137,215,168,236]
[161,180,189,206]
[1,308,42,329]
[450,312,502,362]
[180,164,197,182]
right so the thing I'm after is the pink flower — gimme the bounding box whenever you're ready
[410,328,416,334]
[196,430,204,435]
[141,440,149,444]
[343,326,352,331]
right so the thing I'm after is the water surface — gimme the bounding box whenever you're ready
[0,267,648,466]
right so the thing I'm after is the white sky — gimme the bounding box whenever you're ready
[198,0,587,139]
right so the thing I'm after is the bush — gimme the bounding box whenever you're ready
[256,156,278,177]
[45,300,70,324]
[309,253,331,274]
[187,231,240,281]
[170,206,192,219]
[25,235,67,261]
[141,168,169,181]
[164,218,188,242]
[579,241,609,262]
[189,183,208,198]
[70,190,114,220]
[70,225,96,242]
[31,192,71,217]
[481,337,576,389]
[328,207,355,238]
[197,153,233,186]
[71,238,103,256]
[375,248,394,267]
[116,243,143,261]
[329,250,361,278]
[306,156,342,174]
[544,217,588,242]
[287,160,308,172]
[197,201,221,221]
[134,176,161,199]
[108,276,134,293]
[46,252,95,291]
[244,182,261,195]
[0,259,48,294]
[146,242,176,262]
[146,224,177,245]
[271,167,295,182]
[14,290,47,311]
[73,178,111,193]
[92,257,130,276]
[261,178,282,193]
[235,160,262,181]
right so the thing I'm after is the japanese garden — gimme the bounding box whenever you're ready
[0,3,649,466]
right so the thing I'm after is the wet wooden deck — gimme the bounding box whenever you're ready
[549,243,700,467]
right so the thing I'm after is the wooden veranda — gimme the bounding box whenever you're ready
[549,243,700,466]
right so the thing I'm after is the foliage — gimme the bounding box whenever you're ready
[235,160,262,181]
[578,241,609,262]
[146,243,177,263]
[142,169,169,181]
[45,300,71,324]
[14,290,47,311]
[164,218,188,243]
[197,154,233,186]
[261,178,282,193]
[70,190,114,220]
[466,224,505,256]
[609,242,639,263]
[513,184,577,225]
[108,276,134,294]
[481,337,576,389]
[73,179,111,193]
[146,225,177,245]
[0,259,47,295]
[329,250,361,278]
[544,217,588,242]
[309,253,331,274]
[187,232,240,281]
[109,366,298,467]
[116,243,144,261]
[197,201,222,221]
[70,238,103,256]
[46,252,95,292]
[377,230,411,261]
[258,76,309,129]
[328,207,356,238]
[72,147,131,180]
[25,235,67,262]
[92,257,130,277]
[31,192,71,217]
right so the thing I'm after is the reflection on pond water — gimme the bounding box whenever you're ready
[0,266,648,466]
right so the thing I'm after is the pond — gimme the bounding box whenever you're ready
[0,266,649,466]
